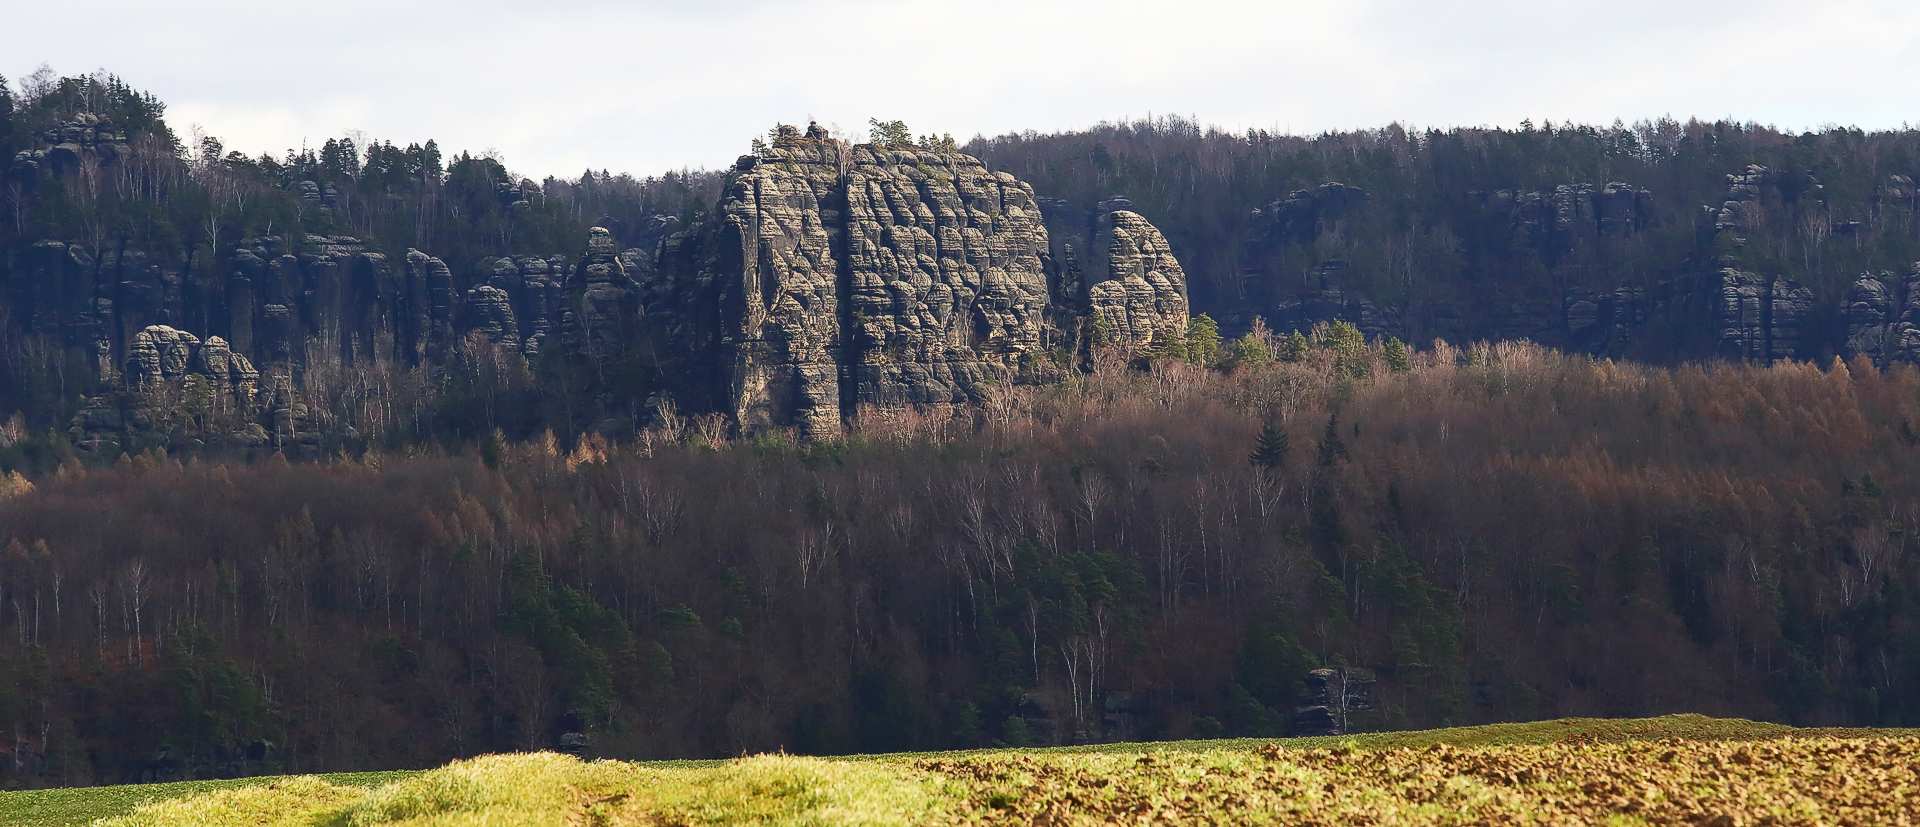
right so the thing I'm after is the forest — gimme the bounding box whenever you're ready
[2,330,1919,786]
[4,68,1920,788]
[9,69,1920,453]
[976,114,1920,359]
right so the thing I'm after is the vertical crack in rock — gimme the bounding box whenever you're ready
[714,142,844,438]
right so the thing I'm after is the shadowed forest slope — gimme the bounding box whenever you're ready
[2,337,1918,785]
[972,115,1920,358]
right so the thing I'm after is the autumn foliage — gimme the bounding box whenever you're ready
[3,337,1920,785]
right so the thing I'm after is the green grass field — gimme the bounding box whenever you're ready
[3,714,1914,826]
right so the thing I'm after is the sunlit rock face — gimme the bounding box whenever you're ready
[645,134,1173,438]
[1088,209,1188,353]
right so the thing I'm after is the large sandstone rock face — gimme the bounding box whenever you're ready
[711,143,845,437]
[649,137,1095,438]
[843,144,1052,413]
[1719,269,1814,362]
[1088,209,1189,352]
[1477,182,1652,250]
[1846,265,1920,367]
[26,131,1190,446]
[403,249,458,363]
[483,255,565,356]
[462,285,520,349]
[75,324,263,446]
[560,227,640,367]
[121,324,260,398]
[1705,168,1817,364]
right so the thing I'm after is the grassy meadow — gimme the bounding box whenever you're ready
[3,715,1917,826]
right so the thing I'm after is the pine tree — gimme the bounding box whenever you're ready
[1230,333,1271,368]
[1323,321,1365,355]
[1249,422,1289,470]
[1281,330,1310,362]
[869,118,913,148]
[1383,336,1410,372]
[1158,327,1190,362]
[1187,314,1222,367]
[1001,715,1032,747]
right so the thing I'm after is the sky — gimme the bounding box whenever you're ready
[7,0,1920,182]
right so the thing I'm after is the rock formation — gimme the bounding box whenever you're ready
[706,142,845,437]
[1249,183,1370,247]
[1718,270,1814,362]
[1476,182,1652,253]
[842,144,1053,416]
[559,227,640,372]
[71,324,263,446]
[483,255,564,356]
[1846,265,1920,367]
[35,112,133,175]
[16,128,1193,447]
[1703,167,1817,363]
[402,249,458,363]
[1088,209,1188,351]
[1240,184,1402,340]
[190,334,261,404]
[462,285,520,349]
[124,325,201,388]
[647,136,1101,438]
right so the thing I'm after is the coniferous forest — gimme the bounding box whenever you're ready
[4,69,1920,787]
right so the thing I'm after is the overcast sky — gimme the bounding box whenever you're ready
[8,0,1920,181]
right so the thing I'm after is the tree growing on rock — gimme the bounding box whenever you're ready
[868,118,913,148]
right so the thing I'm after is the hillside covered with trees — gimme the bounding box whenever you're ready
[4,69,1920,789]
[3,334,1920,785]
[8,70,1920,461]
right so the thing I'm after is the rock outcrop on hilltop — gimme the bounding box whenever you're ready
[12,121,1196,447]
[1846,264,1920,367]
[1707,166,1816,363]
[1227,169,1853,364]
[1088,209,1189,351]
[1718,269,1815,363]
[701,139,847,437]
[841,143,1053,414]
[643,133,1164,438]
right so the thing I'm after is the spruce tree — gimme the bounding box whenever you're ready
[1249,421,1289,470]
[1383,336,1410,372]
[1316,414,1349,466]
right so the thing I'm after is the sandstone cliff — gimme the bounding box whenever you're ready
[1230,170,1838,364]
[21,127,1193,447]
[842,144,1053,414]
[1088,209,1188,351]
[643,135,1162,438]
[1846,265,1920,367]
